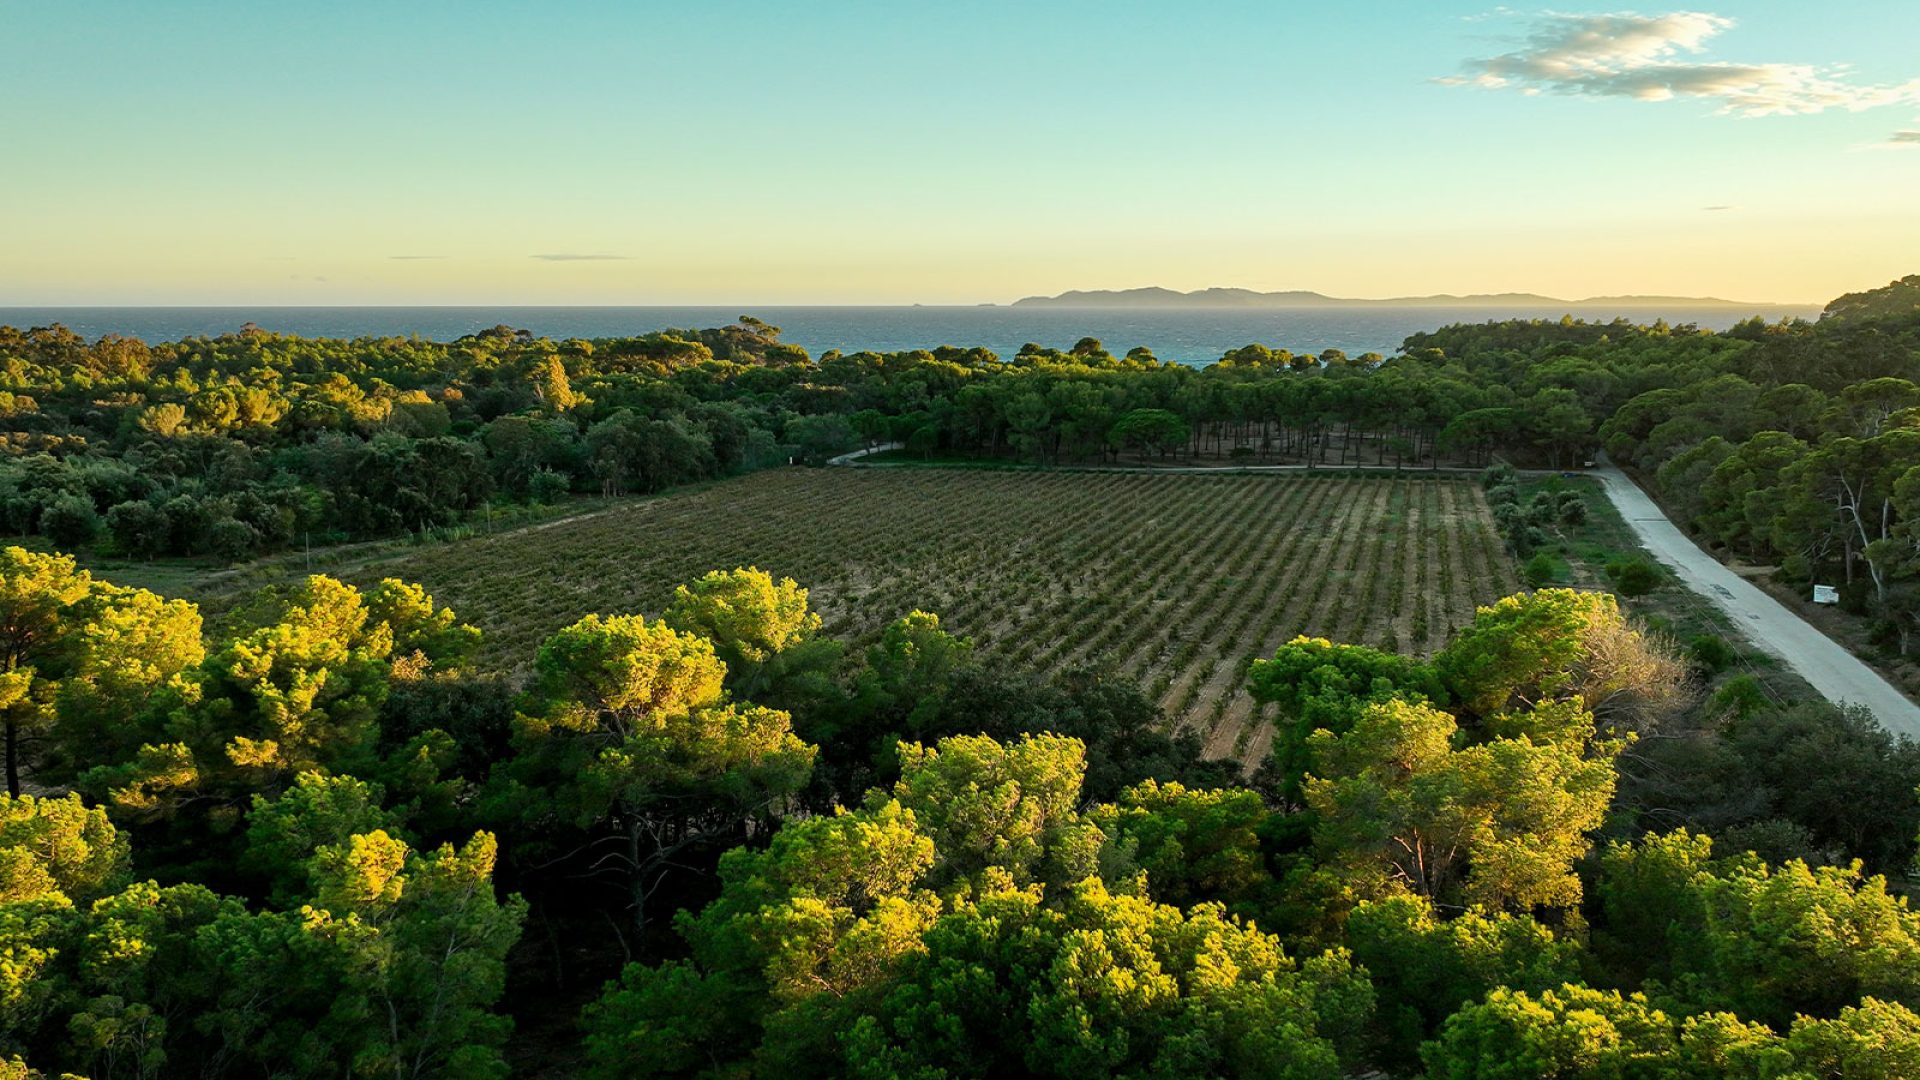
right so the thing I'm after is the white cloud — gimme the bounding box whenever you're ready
[1445,11,1920,117]
[1887,128,1920,147]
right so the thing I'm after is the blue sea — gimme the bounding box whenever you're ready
[0,304,1820,367]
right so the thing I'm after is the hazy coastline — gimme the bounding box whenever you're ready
[0,301,1823,366]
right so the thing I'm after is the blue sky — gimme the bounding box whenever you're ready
[2,1,1916,304]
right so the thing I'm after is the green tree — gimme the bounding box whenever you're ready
[242,772,402,906]
[45,584,203,785]
[1346,893,1582,1066]
[505,612,816,932]
[1305,697,1616,911]
[201,830,525,1078]
[0,549,94,797]
[663,566,825,699]
[0,793,128,905]
[584,798,942,1078]
[1107,408,1188,459]
[1436,589,1687,735]
[842,879,1374,1080]
[1523,551,1556,588]
[93,579,393,816]
[1604,556,1664,596]
[1247,635,1443,800]
[38,496,99,550]
[1420,984,1780,1080]
[891,733,1102,891]
[1090,779,1270,910]
[87,576,473,820]
[849,610,971,734]
[1598,829,1920,1027]
[1784,997,1920,1078]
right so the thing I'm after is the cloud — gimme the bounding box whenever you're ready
[531,253,630,262]
[1445,11,1920,117]
[1702,204,1734,210]
[389,254,448,260]
[1887,128,1920,147]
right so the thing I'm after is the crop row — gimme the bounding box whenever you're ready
[365,468,1521,765]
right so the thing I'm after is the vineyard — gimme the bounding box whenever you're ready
[359,468,1520,765]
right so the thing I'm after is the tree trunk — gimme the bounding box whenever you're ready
[627,817,648,937]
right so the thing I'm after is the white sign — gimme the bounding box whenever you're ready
[1813,585,1839,605]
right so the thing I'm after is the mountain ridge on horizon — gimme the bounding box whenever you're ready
[1010,286,1810,309]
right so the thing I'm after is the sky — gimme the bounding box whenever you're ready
[1,1,1916,306]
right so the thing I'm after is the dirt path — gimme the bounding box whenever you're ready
[826,442,903,466]
[1593,463,1920,738]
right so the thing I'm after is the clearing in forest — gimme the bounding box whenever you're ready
[363,468,1520,765]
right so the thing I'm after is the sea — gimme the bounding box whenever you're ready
[0,304,1822,368]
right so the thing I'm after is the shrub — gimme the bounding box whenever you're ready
[1523,552,1556,588]
[106,500,170,558]
[1605,557,1664,597]
[528,469,570,504]
[1688,633,1736,673]
[209,518,260,564]
[39,495,100,548]
[1710,675,1770,720]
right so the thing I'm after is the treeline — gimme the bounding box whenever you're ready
[0,315,1675,567]
[7,548,1920,1077]
[1409,276,1920,658]
[0,319,850,561]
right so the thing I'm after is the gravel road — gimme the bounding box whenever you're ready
[1593,464,1920,738]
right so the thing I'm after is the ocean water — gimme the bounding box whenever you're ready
[0,304,1820,367]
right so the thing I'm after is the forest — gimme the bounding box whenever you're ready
[3,275,1920,1077]
[5,549,1920,1078]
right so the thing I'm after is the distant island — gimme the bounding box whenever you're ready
[1011,286,1804,309]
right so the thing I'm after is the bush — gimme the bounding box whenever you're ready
[1557,494,1587,526]
[106,500,171,558]
[1523,552,1556,588]
[528,469,570,505]
[162,494,214,554]
[39,495,100,548]
[1710,675,1770,721]
[209,518,260,564]
[1688,633,1736,673]
[1605,557,1664,597]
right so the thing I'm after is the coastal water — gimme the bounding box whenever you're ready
[0,304,1819,367]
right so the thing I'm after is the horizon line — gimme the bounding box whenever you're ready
[0,298,1827,310]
